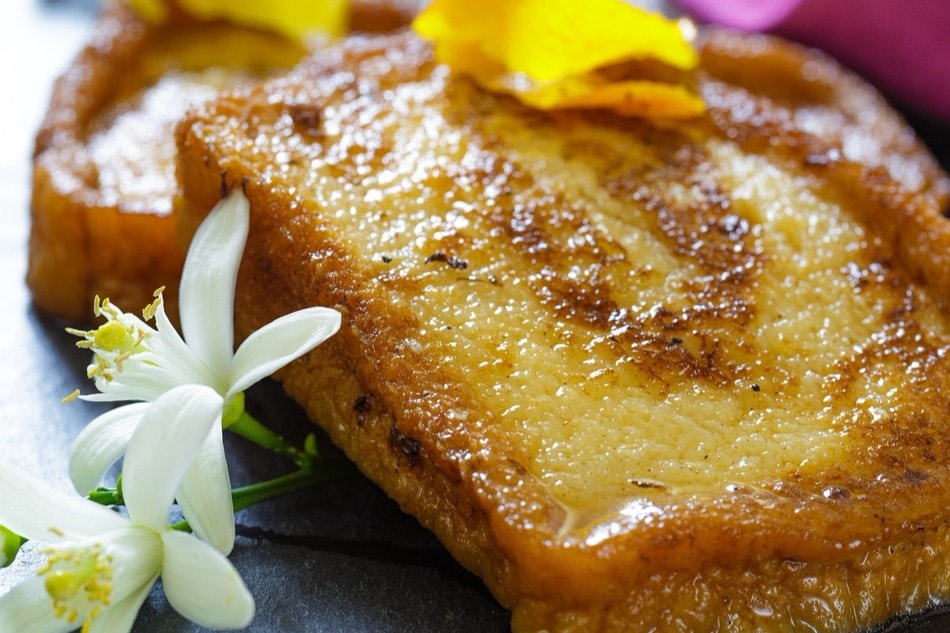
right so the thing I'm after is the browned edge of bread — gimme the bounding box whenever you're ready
[697,28,950,298]
[26,1,424,324]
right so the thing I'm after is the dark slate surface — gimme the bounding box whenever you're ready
[0,2,947,632]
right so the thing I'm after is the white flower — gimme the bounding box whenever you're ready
[67,191,341,554]
[0,384,254,633]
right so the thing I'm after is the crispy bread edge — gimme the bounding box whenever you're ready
[173,129,525,605]
[27,4,180,322]
[27,2,425,324]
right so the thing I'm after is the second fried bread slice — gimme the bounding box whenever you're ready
[27,1,423,323]
[175,29,950,632]
[27,3,307,322]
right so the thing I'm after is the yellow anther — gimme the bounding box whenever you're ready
[62,389,81,404]
[143,286,166,321]
[87,359,113,381]
[113,351,132,372]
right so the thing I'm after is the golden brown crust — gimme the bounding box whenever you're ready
[27,3,306,322]
[27,1,423,323]
[697,28,950,298]
[175,29,950,632]
[349,0,425,34]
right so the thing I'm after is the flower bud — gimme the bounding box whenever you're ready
[1,524,25,568]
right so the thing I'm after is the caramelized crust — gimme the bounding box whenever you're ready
[26,4,306,322]
[27,1,422,323]
[175,30,950,631]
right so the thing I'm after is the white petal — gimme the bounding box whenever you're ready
[69,403,147,495]
[151,300,226,392]
[82,356,187,403]
[87,577,155,633]
[100,526,164,604]
[0,575,75,633]
[228,307,341,396]
[80,383,162,404]
[175,425,235,555]
[179,191,249,376]
[114,308,157,336]
[122,385,223,532]
[161,531,255,629]
[0,458,127,543]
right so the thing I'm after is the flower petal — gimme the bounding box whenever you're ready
[506,76,706,117]
[88,364,183,403]
[99,526,164,605]
[81,366,184,404]
[175,425,235,554]
[69,403,147,495]
[412,0,703,118]
[0,575,75,633]
[413,0,698,80]
[179,191,249,377]
[122,385,224,532]
[79,380,162,402]
[87,576,155,633]
[0,458,127,543]
[152,299,225,392]
[228,306,341,396]
[161,531,255,629]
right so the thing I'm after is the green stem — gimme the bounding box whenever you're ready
[232,455,357,511]
[86,407,360,531]
[169,455,358,532]
[87,488,122,506]
[227,410,307,466]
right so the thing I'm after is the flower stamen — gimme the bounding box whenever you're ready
[68,295,157,385]
[39,542,114,633]
[143,287,165,321]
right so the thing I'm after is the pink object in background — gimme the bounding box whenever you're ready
[674,0,950,122]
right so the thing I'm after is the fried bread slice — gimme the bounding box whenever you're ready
[175,29,950,632]
[27,1,422,323]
